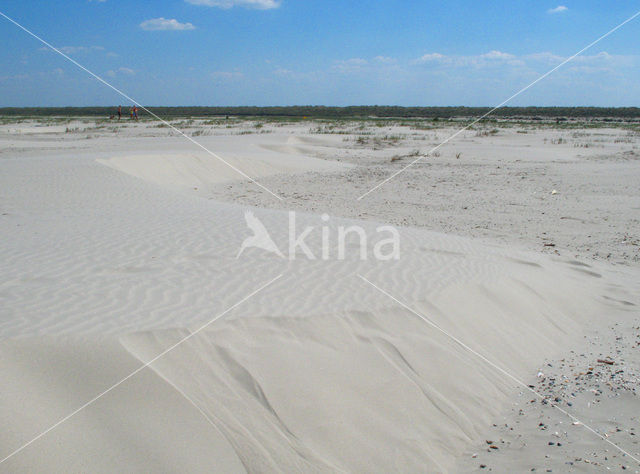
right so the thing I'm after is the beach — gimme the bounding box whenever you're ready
[1,117,639,472]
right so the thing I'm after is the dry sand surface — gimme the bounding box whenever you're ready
[1,117,639,472]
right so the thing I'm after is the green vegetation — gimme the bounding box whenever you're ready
[1,106,640,121]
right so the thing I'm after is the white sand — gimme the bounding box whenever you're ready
[97,136,349,191]
[1,118,638,472]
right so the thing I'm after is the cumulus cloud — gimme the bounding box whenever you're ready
[548,5,568,14]
[139,18,195,31]
[413,53,445,63]
[410,49,636,80]
[480,50,515,60]
[525,51,565,64]
[185,0,281,9]
[413,51,522,67]
[528,51,623,67]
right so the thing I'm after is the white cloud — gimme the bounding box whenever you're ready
[478,50,524,66]
[586,52,612,61]
[567,65,613,74]
[480,50,515,60]
[373,56,396,64]
[409,49,639,83]
[528,51,628,67]
[413,50,525,67]
[333,58,368,73]
[526,51,565,64]
[413,53,446,63]
[106,67,135,78]
[270,68,318,81]
[186,0,281,9]
[548,5,568,14]
[139,18,196,31]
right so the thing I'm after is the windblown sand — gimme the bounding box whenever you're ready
[1,118,638,472]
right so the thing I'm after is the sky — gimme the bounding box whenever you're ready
[0,0,639,107]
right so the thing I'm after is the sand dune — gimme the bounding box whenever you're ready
[0,336,246,472]
[1,121,638,472]
[96,136,350,192]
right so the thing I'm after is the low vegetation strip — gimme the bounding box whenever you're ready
[2,106,640,120]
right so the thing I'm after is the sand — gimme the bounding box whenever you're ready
[0,117,639,472]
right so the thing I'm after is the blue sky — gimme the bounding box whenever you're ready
[1,0,639,106]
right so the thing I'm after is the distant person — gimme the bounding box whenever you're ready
[117,105,122,120]
[133,106,138,120]
[130,107,134,120]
